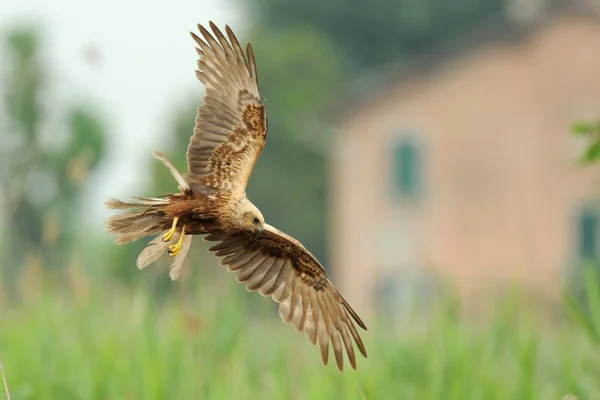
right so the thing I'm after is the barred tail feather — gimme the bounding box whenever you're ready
[169,234,193,280]
[134,231,193,278]
[136,235,170,269]
[104,197,168,244]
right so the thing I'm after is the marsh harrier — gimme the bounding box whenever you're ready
[105,22,367,371]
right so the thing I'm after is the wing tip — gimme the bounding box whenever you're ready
[361,347,368,359]
[320,343,329,367]
[356,318,368,331]
[335,355,344,373]
[198,23,215,42]
[196,23,207,37]
[349,358,357,371]
[339,294,368,331]
[224,24,234,37]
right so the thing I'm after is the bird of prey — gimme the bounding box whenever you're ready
[105,22,367,372]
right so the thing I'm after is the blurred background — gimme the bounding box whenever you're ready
[2,0,600,398]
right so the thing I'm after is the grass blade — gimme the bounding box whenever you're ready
[0,362,10,400]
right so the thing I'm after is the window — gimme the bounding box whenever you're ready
[578,210,599,260]
[392,137,421,198]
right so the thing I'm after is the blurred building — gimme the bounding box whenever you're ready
[330,4,600,318]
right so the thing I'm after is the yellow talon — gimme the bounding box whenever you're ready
[162,217,179,242]
[168,225,186,256]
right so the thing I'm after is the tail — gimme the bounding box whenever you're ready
[104,151,189,245]
[104,197,169,245]
[104,151,194,280]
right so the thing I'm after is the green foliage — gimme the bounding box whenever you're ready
[0,277,596,399]
[571,121,600,136]
[249,0,508,71]
[0,26,107,277]
[565,265,600,345]
[571,120,600,164]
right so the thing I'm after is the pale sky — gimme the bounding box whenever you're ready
[0,0,243,227]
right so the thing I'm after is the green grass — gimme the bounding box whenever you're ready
[0,269,598,400]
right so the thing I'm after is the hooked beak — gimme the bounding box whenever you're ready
[255,223,264,234]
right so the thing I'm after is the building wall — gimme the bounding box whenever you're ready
[331,15,600,318]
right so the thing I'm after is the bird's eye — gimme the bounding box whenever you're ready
[253,217,259,224]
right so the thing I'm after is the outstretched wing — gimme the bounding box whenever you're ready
[204,224,368,372]
[187,22,266,196]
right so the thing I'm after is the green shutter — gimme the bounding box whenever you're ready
[393,140,420,197]
[579,210,598,260]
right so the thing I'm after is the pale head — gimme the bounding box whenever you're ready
[238,199,265,233]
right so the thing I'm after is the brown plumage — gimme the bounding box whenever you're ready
[105,22,367,371]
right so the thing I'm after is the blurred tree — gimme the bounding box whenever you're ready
[249,0,509,71]
[0,27,106,280]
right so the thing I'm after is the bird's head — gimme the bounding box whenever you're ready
[238,200,265,234]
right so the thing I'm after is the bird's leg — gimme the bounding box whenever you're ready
[162,217,179,242]
[168,225,186,256]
